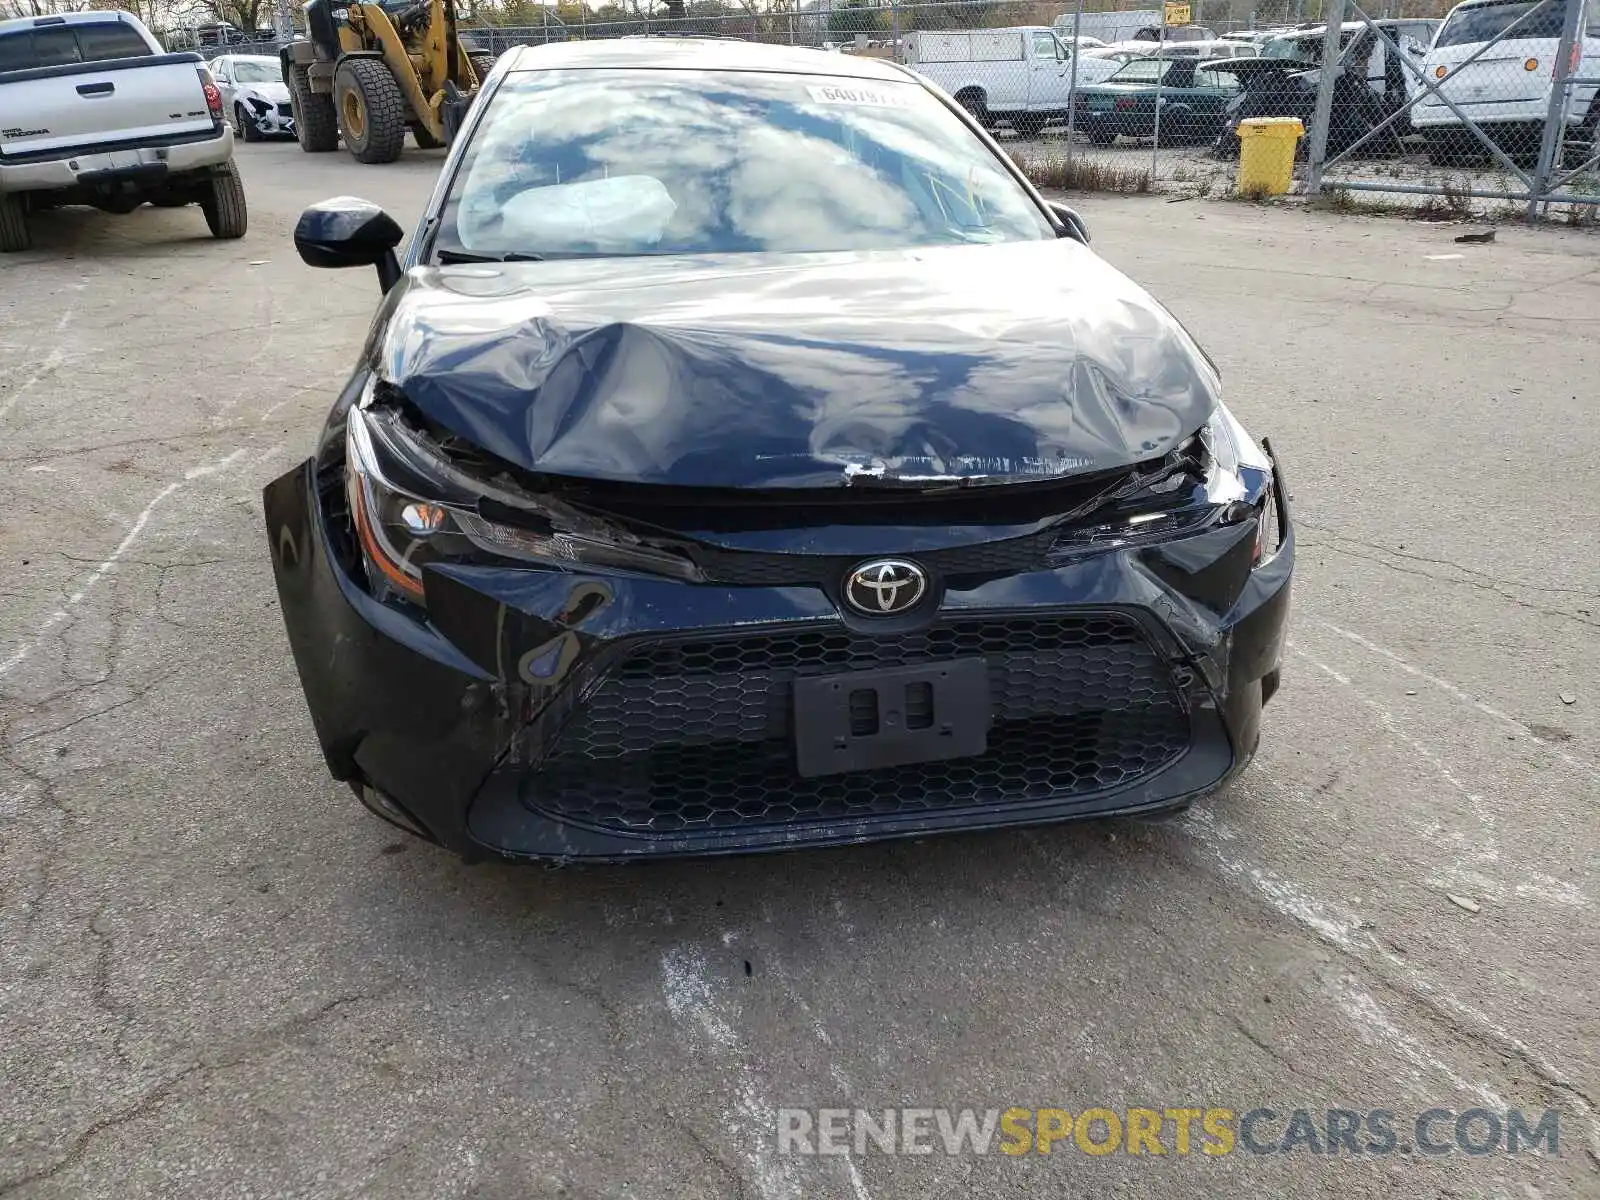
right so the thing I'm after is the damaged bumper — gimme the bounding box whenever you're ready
[263,450,1294,862]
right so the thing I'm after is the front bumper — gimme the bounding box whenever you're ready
[263,459,1294,862]
[246,101,297,137]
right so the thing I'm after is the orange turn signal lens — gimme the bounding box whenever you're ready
[1434,64,1448,78]
[1524,57,1539,71]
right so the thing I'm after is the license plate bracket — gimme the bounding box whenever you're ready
[792,658,991,778]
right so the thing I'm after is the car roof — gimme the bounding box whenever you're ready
[501,37,911,81]
[0,9,139,34]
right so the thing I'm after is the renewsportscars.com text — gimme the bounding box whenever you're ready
[777,1107,1561,1158]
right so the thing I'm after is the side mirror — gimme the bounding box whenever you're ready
[294,197,405,292]
[1048,201,1091,245]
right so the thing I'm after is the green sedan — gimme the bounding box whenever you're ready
[1073,57,1242,145]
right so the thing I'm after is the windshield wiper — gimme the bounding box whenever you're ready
[435,249,546,264]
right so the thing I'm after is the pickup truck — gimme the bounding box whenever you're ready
[903,26,1084,132]
[0,10,245,252]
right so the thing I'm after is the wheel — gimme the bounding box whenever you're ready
[469,52,496,85]
[411,124,445,149]
[234,103,261,143]
[289,63,339,153]
[335,57,407,164]
[0,191,30,253]
[1428,130,1492,168]
[1563,103,1599,168]
[201,160,248,239]
[955,89,990,129]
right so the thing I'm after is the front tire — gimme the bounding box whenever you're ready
[234,103,262,143]
[955,89,991,129]
[0,191,30,253]
[201,160,248,239]
[469,52,496,86]
[335,57,407,164]
[289,63,339,153]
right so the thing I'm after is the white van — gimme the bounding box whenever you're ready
[903,26,1079,130]
[1414,0,1600,160]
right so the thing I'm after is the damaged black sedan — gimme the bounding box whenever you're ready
[264,38,1293,861]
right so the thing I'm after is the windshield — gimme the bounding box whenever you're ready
[1108,58,1176,82]
[232,58,279,82]
[1260,32,1350,62]
[432,69,1056,261]
[1435,0,1567,46]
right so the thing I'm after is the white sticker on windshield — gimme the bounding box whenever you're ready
[806,83,910,108]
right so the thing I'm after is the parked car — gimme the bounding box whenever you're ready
[0,10,245,252]
[903,26,1077,131]
[1054,9,1162,45]
[265,38,1292,862]
[1413,0,1599,164]
[1207,21,1434,159]
[1069,46,1156,86]
[1074,55,1243,143]
[208,53,296,141]
[1132,23,1218,41]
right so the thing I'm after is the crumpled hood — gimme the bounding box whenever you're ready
[240,82,290,104]
[372,239,1221,489]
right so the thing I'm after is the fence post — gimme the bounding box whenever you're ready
[1526,0,1585,221]
[1150,4,1165,182]
[1304,0,1347,196]
[1065,0,1084,150]
[890,0,900,56]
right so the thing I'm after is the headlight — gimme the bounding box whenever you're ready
[1049,404,1276,563]
[1202,403,1278,564]
[343,387,703,606]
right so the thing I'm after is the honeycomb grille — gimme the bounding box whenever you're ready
[527,614,1191,835]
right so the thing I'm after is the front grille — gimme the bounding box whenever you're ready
[693,529,1058,586]
[524,614,1192,835]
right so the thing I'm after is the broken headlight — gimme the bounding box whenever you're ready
[343,386,702,605]
[1201,402,1279,564]
[1048,403,1275,562]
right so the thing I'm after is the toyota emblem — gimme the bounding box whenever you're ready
[843,559,928,616]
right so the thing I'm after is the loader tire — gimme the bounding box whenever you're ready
[335,57,407,164]
[290,64,339,153]
[201,160,248,239]
[0,190,30,253]
[470,52,496,86]
[410,124,445,149]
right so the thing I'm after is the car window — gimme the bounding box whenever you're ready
[435,70,1057,260]
[232,59,279,82]
[1031,32,1059,58]
[1109,58,1174,82]
[0,27,79,70]
[1435,0,1567,47]
[1195,67,1237,87]
[73,22,152,63]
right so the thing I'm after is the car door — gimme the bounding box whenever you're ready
[212,56,236,110]
[1188,65,1241,127]
[1028,30,1070,108]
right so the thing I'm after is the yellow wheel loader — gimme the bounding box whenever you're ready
[280,0,495,163]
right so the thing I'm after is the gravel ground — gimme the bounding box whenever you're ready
[1,139,1597,1200]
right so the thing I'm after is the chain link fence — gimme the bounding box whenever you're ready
[178,0,1599,218]
[1304,0,1600,217]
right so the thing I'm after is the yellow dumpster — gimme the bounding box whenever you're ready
[1236,117,1303,196]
